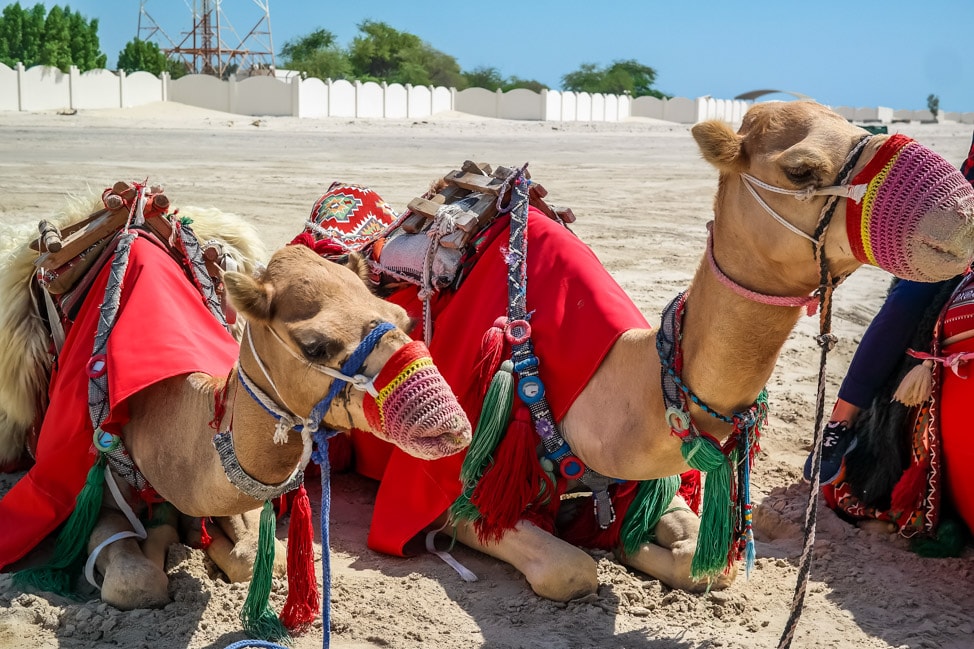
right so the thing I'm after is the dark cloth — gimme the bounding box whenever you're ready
[838,278,955,409]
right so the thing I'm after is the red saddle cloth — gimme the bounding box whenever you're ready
[354,207,651,555]
[0,234,239,569]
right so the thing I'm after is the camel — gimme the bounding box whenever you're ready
[0,190,472,614]
[322,101,974,602]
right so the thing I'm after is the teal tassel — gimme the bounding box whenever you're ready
[451,360,514,522]
[910,519,967,558]
[240,500,289,643]
[15,456,107,597]
[682,437,734,581]
[620,476,680,557]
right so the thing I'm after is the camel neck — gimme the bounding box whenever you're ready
[675,256,803,441]
[222,367,307,487]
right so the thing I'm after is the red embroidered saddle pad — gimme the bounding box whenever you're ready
[0,235,238,569]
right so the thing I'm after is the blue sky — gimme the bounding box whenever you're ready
[46,0,974,112]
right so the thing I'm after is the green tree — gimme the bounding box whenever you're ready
[279,28,350,80]
[562,59,666,98]
[117,38,183,77]
[460,66,547,92]
[502,76,547,93]
[0,2,104,71]
[347,20,461,87]
[462,66,504,91]
[927,93,940,119]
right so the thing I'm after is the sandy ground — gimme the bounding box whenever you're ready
[1,103,972,649]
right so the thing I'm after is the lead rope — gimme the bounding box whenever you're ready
[776,136,870,649]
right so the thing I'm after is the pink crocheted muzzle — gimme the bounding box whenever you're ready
[846,134,974,281]
[364,340,471,459]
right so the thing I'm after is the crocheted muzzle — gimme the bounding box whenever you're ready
[364,340,471,459]
[846,134,974,281]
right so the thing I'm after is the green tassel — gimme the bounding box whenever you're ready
[620,476,680,557]
[14,456,107,597]
[682,437,734,581]
[458,360,515,484]
[240,500,289,643]
[451,361,514,523]
[910,518,967,558]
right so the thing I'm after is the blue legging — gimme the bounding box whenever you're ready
[838,278,954,409]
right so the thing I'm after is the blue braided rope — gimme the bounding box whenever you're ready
[310,431,334,649]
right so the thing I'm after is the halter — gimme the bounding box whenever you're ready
[712,135,873,311]
[215,320,394,502]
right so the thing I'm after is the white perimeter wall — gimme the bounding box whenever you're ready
[3,61,973,125]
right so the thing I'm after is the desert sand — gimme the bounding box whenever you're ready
[0,103,972,649]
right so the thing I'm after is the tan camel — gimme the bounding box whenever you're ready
[0,199,472,611]
[371,101,974,601]
[90,244,471,608]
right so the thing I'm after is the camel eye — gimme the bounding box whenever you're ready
[298,336,341,363]
[784,166,816,186]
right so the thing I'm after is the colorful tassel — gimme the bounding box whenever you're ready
[467,318,508,412]
[910,519,966,558]
[892,360,934,406]
[280,483,321,633]
[681,437,734,581]
[890,459,929,516]
[14,456,107,597]
[452,360,515,524]
[620,476,680,556]
[240,500,289,643]
[468,410,552,543]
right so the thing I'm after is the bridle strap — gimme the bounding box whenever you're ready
[705,222,820,315]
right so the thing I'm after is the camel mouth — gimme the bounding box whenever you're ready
[406,416,472,460]
[899,207,974,280]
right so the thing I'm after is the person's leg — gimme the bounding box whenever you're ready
[807,279,953,483]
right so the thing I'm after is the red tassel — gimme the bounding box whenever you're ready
[470,407,554,543]
[279,483,320,632]
[890,459,929,515]
[199,517,213,551]
[466,318,508,413]
[678,469,702,515]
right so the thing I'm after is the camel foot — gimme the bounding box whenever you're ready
[454,519,597,602]
[618,496,738,592]
[101,549,171,610]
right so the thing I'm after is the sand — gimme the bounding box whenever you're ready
[0,103,972,649]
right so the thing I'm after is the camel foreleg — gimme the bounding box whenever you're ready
[88,508,172,609]
[616,494,737,592]
[203,510,287,583]
[453,519,598,601]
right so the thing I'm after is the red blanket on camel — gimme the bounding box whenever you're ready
[0,234,239,569]
[352,207,653,556]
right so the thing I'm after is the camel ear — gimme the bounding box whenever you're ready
[223,270,274,322]
[341,251,370,285]
[692,120,746,173]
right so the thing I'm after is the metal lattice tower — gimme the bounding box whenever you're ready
[137,0,275,77]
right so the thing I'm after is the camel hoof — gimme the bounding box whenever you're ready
[101,555,171,610]
[524,549,598,602]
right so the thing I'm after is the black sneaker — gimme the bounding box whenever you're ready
[803,421,858,485]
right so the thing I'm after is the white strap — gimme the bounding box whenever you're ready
[84,470,148,589]
[261,323,379,397]
[739,176,820,245]
[425,528,478,583]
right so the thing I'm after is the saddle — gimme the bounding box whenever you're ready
[30,181,237,326]
[359,162,575,298]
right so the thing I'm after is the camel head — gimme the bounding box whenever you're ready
[223,244,472,459]
[692,101,974,289]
